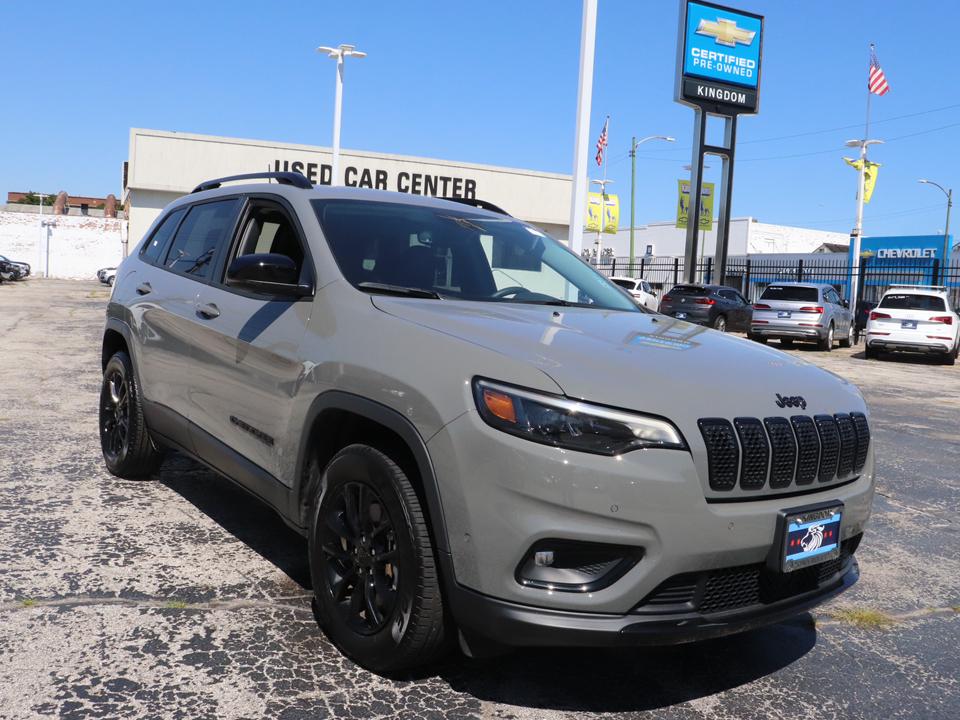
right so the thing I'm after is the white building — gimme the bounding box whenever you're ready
[125,128,573,249]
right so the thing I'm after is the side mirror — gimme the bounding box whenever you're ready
[842,299,850,308]
[226,253,311,296]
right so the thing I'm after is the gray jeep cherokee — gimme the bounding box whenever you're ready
[99,172,875,673]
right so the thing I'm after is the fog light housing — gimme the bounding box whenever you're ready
[516,540,643,592]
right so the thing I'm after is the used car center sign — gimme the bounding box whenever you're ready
[676,0,764,115]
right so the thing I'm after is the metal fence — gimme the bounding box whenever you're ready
[593,255,960,309]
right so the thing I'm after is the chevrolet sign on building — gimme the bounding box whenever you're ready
[676,0,764,114]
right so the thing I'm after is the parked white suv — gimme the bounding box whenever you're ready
[99,172,876,673]
[609,276,658,310]
[865,284,960,364]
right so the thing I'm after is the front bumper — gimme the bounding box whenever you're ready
[444,546,859,648]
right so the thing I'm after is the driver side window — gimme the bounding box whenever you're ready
[231,202,308,286]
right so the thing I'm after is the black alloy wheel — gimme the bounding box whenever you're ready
[309,444,448,673]
[99,351,163,477]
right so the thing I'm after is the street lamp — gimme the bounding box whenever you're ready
[590,178,614,264]
[316,44,366,186]
[918,179,953,284]
[844,138,884,308]
[629,135,674,274]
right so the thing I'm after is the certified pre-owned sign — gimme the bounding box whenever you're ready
[676,0,764,115]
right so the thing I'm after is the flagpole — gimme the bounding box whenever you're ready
[599,116,608,263]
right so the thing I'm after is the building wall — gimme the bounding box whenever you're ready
[126,128,573,249]
[584,218,850,259]
[0,206,125,279]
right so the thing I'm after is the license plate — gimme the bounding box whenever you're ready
[778,311,792,319]
[901,321,917,330]
[780,504,842,573]
[676,312,687,319]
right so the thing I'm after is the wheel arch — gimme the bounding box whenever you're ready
[101,318,133,371]
[293,391,451,554]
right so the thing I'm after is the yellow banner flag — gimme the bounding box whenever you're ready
[602,194,620,235]
[585,192,603,232]
[844,158,882,203]
[676,180,714,230]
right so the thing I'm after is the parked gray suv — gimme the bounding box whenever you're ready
[100,173,876,673]
[750,282,855,351]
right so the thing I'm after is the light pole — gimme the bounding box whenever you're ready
[629,135,674,275]
[316,44,366,186]
[919,179,953,285]
[590,178,614,266]
[845,138,883,308]
[37,194,48,277]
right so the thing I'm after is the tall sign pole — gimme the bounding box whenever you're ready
[674,0,763,285]
[568,0,599,256]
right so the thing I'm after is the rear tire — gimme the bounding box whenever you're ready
[309,444,449,674]
[748,333,767,344]
[839,323,854,348]
[780,338,794,348]
[99,351,164,478]
[864,344,879,360]
[818,324,834,352]
[713,314,728,332]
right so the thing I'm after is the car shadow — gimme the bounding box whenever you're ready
[156,451,313,592]
[434,618,817,713]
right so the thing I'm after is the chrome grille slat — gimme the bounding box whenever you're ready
[700,411,870,496]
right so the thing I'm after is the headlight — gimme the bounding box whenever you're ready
[473,378,686,455]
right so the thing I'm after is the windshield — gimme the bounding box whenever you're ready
[761,285,819,302]
[312,199,638,311]
[878,294,946,311]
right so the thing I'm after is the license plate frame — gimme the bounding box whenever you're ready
[778,311,792,319]
[676,312,687,319]
[767,501,843,573]
[901,320,917,330]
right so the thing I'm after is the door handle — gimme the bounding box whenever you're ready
[196,301,220,319]
[135,282,151,295]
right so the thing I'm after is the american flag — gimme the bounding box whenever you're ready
[595,118,608,166]
[869,48,890,96]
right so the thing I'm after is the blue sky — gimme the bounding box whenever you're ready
[2,0,958,239]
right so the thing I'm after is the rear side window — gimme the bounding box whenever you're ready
[163,199,239,279]
[878,294,946,311]
[760,285,818,302]
[141,207,186,263]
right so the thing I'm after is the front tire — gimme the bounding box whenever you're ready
[309,444,448,673]
[99,351,164,478]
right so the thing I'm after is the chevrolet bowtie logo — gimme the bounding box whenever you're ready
[696,18,755,48]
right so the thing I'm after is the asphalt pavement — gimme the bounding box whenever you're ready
[1,278,957,720]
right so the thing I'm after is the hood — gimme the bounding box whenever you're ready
[371,298,866,430]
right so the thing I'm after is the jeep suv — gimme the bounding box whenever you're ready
[99,172,875,673]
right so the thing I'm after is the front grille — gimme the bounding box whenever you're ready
[699,412,870,494]
[633,536,859,616]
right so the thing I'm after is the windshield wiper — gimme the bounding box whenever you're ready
[357,282,443,299]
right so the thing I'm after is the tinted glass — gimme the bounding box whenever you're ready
[878,294,946,311]
[610,278,636,290]
[141,207,186,263]
[668,286,710,297]
[163,200,238,279]
[312,199,637,311]
[234,204,306,282]
[760,285,818,302]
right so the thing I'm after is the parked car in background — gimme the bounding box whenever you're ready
[609,276,659,310]
[0,254,30,281]
[659,283,752,332]
[865,284,959,365]
[97,267,118,285]
[749,282,854,352]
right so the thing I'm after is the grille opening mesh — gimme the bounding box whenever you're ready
[699,412,870,495]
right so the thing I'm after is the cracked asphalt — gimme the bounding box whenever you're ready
[1,278,957,720]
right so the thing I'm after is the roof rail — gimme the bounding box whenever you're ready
[887,284,948,292]
[443,197,512,217]
[191,171,313,194]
